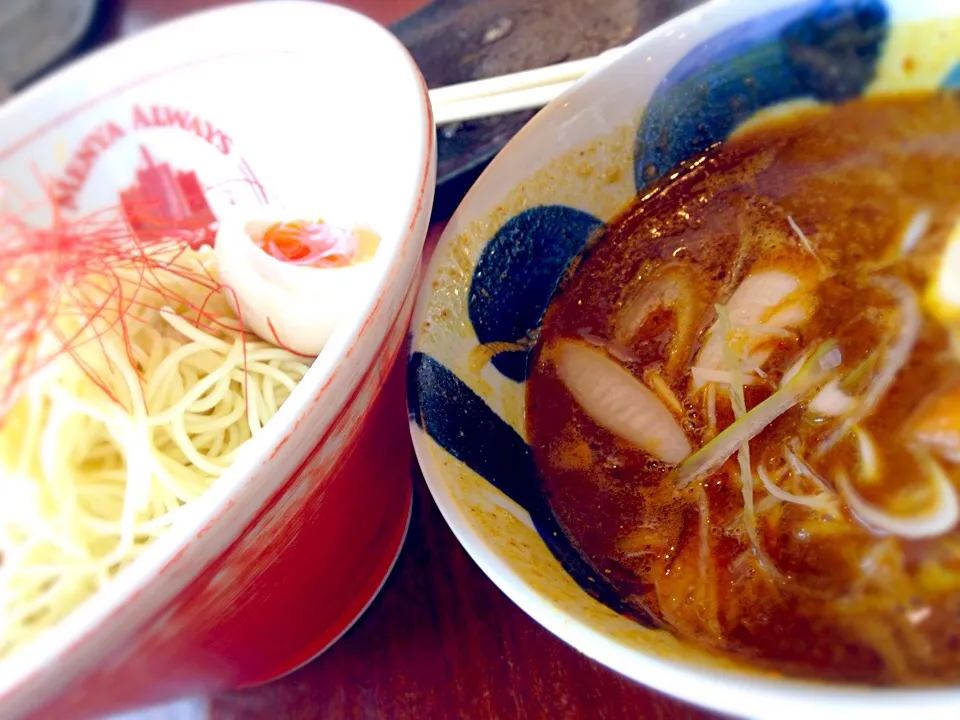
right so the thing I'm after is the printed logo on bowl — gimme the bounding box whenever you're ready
[0,44,424,253]
[0,48,303,240]
[0,97,271,244]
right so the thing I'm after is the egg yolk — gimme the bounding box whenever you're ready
[257,219,355,268]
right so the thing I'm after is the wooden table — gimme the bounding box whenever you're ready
[103,1,718,718]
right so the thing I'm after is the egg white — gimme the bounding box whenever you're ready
[213,209,379,356]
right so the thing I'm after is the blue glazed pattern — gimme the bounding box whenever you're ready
[407,0,952,624]
[634,0,888,189]
[468,206,603,382]
[944,62,960,88]
[408,351,648,620]
[407,351,538,509]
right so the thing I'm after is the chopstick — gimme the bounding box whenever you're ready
[428,46,627,125]
[431,80,577,125]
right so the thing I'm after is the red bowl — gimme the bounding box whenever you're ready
[0,3,435,717]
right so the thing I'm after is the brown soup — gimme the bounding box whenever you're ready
[526,92,960,685]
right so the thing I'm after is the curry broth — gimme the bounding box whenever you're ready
[526,92,960,684]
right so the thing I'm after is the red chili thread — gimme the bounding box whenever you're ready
[0,174,250,417]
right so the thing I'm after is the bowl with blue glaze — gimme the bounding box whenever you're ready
[408,0,960,717]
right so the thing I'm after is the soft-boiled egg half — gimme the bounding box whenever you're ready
[214,209,381,356]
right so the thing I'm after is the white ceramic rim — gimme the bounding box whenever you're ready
[0,0,434,712]
[411,0,960,718]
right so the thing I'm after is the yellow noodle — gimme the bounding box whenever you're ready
[0,247,311,657]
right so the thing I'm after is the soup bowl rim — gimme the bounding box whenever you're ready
[409,0,960,716]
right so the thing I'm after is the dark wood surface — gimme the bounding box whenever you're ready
[107,1,719,718]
